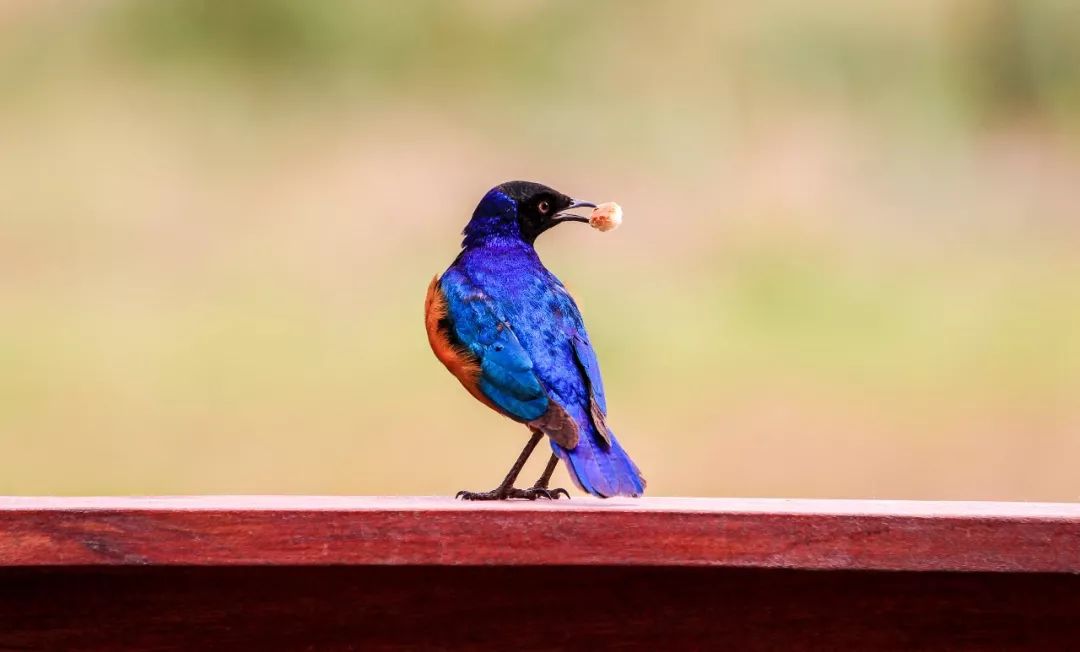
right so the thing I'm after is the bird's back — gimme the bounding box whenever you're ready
[449,243,588,411]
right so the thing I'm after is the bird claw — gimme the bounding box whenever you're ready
[509,486,570,500]
[455,489,508,501]
[455,486,570,501]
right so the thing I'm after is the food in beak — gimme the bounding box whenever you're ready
[589,202,622,232]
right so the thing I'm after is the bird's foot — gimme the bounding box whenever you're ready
[455,487,511,501]
[515,486,570,500]
[455,486,569,501]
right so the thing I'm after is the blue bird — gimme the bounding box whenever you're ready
[425,181,645,499]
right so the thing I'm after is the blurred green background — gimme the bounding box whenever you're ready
[2,1,1079,499]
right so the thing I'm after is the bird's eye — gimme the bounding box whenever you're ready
[537,200,551,215]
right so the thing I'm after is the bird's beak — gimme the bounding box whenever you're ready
[552,199,597,225]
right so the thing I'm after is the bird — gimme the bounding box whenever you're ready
[424,180,645,499]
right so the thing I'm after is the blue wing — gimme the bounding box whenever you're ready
[571,332,607,414]
[438,270,549,422]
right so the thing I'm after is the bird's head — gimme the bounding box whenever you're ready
[462,180,596,247]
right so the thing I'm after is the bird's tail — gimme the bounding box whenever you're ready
[553,424,645,498]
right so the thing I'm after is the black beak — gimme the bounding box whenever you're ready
[551,199,597,225]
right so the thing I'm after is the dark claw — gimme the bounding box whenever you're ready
[455,489,510,501]
[508,487,570,500]
[454,487,570,501]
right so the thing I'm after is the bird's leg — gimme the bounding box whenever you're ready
[456,430,544,501]
[523,453,570,500]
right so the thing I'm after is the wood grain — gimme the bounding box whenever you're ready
[1,496,1078,571]
[3,497,1079,650]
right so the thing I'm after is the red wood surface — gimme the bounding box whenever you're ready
[1,496,1079,571]
[4,497,1079,650]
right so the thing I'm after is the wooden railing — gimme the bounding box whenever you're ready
[2,497,1079,650]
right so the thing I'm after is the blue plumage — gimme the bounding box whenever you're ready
[440,265,549,421]
[428,181,644,499]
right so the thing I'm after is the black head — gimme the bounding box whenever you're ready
[463,180,596,247]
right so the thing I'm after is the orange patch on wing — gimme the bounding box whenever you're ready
[424,276,503,415]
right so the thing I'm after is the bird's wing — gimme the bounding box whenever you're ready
[565,306,613,448]
[542,279,613,447]
[571,332,607,413]
[426,273,549,423]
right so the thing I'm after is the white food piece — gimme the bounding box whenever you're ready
[589,202,622,232]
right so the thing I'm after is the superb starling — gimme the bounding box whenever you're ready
[425,181,645,499]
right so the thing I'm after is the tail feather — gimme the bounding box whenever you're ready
[554,425,645,498]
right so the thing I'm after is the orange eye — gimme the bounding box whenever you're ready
[537,200,551,214]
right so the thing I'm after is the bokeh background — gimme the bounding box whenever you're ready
[2,1,1079,499]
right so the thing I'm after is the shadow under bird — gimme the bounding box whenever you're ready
[425,181,645,499]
